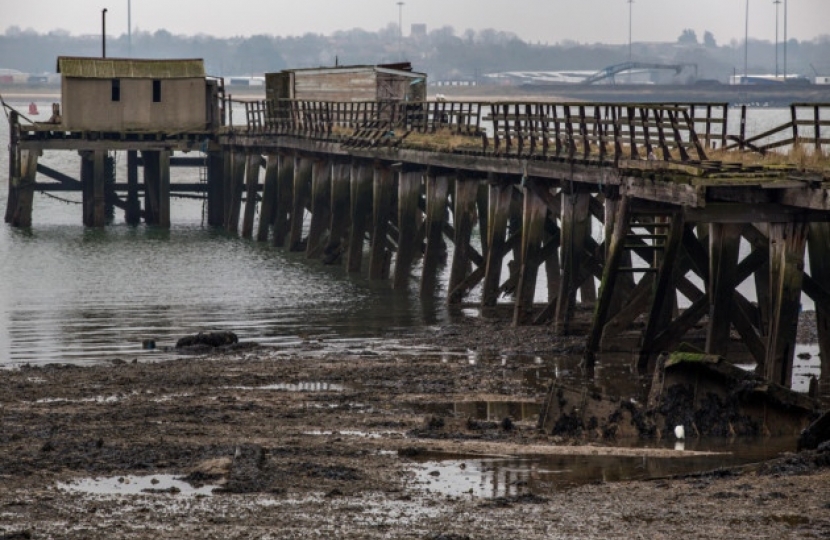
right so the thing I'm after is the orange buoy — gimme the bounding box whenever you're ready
[28,102,39,115]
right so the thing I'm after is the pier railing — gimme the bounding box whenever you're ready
[725,103,830,154]
[239,99,741,163]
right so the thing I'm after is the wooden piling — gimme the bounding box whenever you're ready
[765,222,808,387]
[513,180,547,325]
[346,163,373,273]
[9,149,38,228]
[257,154,279,242]
[271,153,294,248]
[324,161,351,265]
[206,150,226,227]
[141,150,164,226]
[394,170,423,289]
[241,153,261,239]
[306,158,332,258]
[421,172,450,297]
[369,165,394,280]
[705,223,742,356]
[555,186,591,334]
[125,150,141,225]
[808,222,830,405]
[226,151,245,233]
[289,157,312,251]
[5,110,19,225]
[482,179,512,307]
[448,178,480,303]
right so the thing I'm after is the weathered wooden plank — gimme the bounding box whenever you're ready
[257,154,279,242]
[306,158,332,258]
[421,173,450,298]
[705,223,742,356]
[808,222,830,405]
[482,180,512,307]
[555,187,591,335]
[513,181,547,325]
[394,170,423,289]
[369,165,394,280]
[346,163,373,273]
[324,162,351,265]
[289,157,312,251]
[448,179,480,304]
[241,153,261,239]
[272,153,294,248]
[9,148,38,228]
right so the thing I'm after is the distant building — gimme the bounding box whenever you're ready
[56,56,221,132]
[265,63,427,103]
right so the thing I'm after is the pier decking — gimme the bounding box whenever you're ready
[5,96,830,401]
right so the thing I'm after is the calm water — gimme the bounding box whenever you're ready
[0,99,821,374]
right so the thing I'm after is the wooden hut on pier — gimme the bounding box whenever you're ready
[56,56,222,132]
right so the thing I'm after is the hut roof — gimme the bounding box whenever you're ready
[57,57,205,79]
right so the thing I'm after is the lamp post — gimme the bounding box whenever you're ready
[783,0,788,79]
[628,0,634,64]
[744,0,749,84]
[128,0,132,57]
[774,0,780,78]
[397,2,405,61]
[102,8,108,58]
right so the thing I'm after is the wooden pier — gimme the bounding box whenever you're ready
[5,95,830,400]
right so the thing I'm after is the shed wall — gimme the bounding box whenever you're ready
[293,71,378,102]
[61,77,207,131]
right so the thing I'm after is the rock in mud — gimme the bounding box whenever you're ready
[175,331,239,349]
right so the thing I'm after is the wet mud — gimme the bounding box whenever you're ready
[0,321,828,539]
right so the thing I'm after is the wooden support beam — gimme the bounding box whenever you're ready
[5,110,20,224]
[141,150,165,226]
[394,170,423,289]
[226,151,245,233]
[369,165,394,280]
[705,223,742,356]
[257,154,279,242]
[764,222,808,387]
[306,158,332,258]
[9,149,37,228]
[513,181,547,325]
[482,180,512,307]
[476,183,489,259]
[638,214,685,372]
[289,157,312,251]
[241,153,261,239]
[421,173,450,298]
[271,153,294,248]
[586,194,631,367]
[157,150,171,228]
[731,291,767,365]
[449,179,480,304]
[808,222,830,405]
[126,150,141,226]
[346,163,373,273]
[555,187,591,335]
[325,162,351,265]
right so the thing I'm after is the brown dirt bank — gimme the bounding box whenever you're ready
[0,324,828,539]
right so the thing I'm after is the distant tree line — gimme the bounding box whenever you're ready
[1,24,829,83]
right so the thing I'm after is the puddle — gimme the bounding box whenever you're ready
[230,382,347,392]
[58,475,217,496]
[303,430,404,439]
[414,401,542,423]
[404,436,797,499]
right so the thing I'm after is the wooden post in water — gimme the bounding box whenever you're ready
[555,185,591,334]
[482,178,512,307]
[394,169,423,289]
[705,223,742,356]
[226,151,245,233]
[271,153,294,248]
[306,158,332,258]
[765,221,808,387]
[5,110,19,224]
[808,222,830,405]
[448,178,480,304]
[369,165,394,280]
[9,149,38,227]
[82,150,107,227]
[206,150,226,227]
[420,172,450,297]
[257,154,279,242]
[126,150,141,225]
[324,161,351,265]
[346,163,373,273]
[289,156,312,252]
[513,179,547,325]
[241,153,261,239]
[158,150,171,228]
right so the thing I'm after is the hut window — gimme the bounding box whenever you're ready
[152,80,161,102]
[111,79,121,102]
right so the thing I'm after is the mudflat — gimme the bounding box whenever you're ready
[1,321,828,539]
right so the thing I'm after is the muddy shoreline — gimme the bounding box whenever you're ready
[1,319,828,539]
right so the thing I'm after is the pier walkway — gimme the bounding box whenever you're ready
[5,98,830,399]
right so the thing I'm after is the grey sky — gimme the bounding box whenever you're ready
[5,0,829,44]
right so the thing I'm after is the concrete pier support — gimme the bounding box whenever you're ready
[394,170,423,289]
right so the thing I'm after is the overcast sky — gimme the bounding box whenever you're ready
[5,0,829,45]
